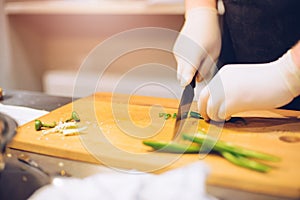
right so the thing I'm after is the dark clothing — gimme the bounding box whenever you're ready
[218,0,300,110]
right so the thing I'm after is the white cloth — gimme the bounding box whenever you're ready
[29,162,215,200]
[0,104,49,126]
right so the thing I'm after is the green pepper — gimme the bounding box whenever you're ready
[183,133,280,162]
[164,113,171,120]
[65,111,80,122]
[220,151,272,173]
[143,140,200,153]
[159,112,165,118]
[35,120,56,131]
[172,113,177,119]
[189,111,204,119]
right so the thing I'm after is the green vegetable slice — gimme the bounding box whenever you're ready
[220,151,272,173]
[164,113,171,120]
[183,133,280,162]
[65,111,80,122]
[35,120,56,131]
[143,140,200,153]
[158,111,203,120]
[159,112,165,118]
[189,111,204,119]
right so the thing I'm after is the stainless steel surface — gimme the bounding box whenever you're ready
[0,151,51,200]
[172,76,196,140]
[0,112,18,154]
[0,89,296,200]
[18,153,51,176]
[6,148,114,179]
[0,112,17,174]
[1,89,74,111]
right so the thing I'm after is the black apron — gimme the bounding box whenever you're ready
[218,0,300,110]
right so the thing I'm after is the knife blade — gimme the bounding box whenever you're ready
[172,75,196,140]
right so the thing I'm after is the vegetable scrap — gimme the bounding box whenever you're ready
[34,111,87,136]
[35,120,56,131]
[65,111,80,122]
[143,132,280,173]
[159,111,203,120]
[159,112,174,120]
[183,132,280,173]
[189,111,204,119]
[145,110,279,173]
[172,113,177,118]
[143,140,200,154]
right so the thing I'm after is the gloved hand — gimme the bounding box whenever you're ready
[198,50,300,121]
[173,7,221,87]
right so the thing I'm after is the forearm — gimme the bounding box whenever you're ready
[185,0,217,11]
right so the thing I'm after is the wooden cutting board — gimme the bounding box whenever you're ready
[9,92,300,199]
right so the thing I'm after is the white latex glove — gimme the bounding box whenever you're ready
[198,50,300,121]
[173,7,221,87]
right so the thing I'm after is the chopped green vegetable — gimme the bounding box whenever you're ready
[164,113,171,120]
[183,132,280,162]
[35,120,56,131]
[189,111,204,119]
[158,112,175,120]
[143,140,200,153]
[159,111,204,120]
[220,151,272,173]
[34,120,43,131]
[181,132,280,172]
[35,111,83,136]
[142,131,280,172]
[65,111,80,122]
[159,112,165,118]
[151,110,280,172]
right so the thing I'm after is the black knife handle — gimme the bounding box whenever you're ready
[190,74,196,88]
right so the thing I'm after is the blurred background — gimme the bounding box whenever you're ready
[0,0,185,98]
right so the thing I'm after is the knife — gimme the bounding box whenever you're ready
[172,75,196,140]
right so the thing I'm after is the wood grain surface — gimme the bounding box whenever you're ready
[9,92,300,199]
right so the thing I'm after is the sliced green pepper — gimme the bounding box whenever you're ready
[35,120,56,131]
[143,140,200,154]
[164,113,171,120]
[65,111,80,122]
[183,133,280,162]
[220,151,272,173]
[189,111,204,119]
[172,113,177,118]
[159,112,165,118]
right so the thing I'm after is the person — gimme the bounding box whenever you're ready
[173,0,300,121]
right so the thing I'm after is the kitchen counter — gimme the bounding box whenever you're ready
[1,89,73,111]
[0,89,293,200]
